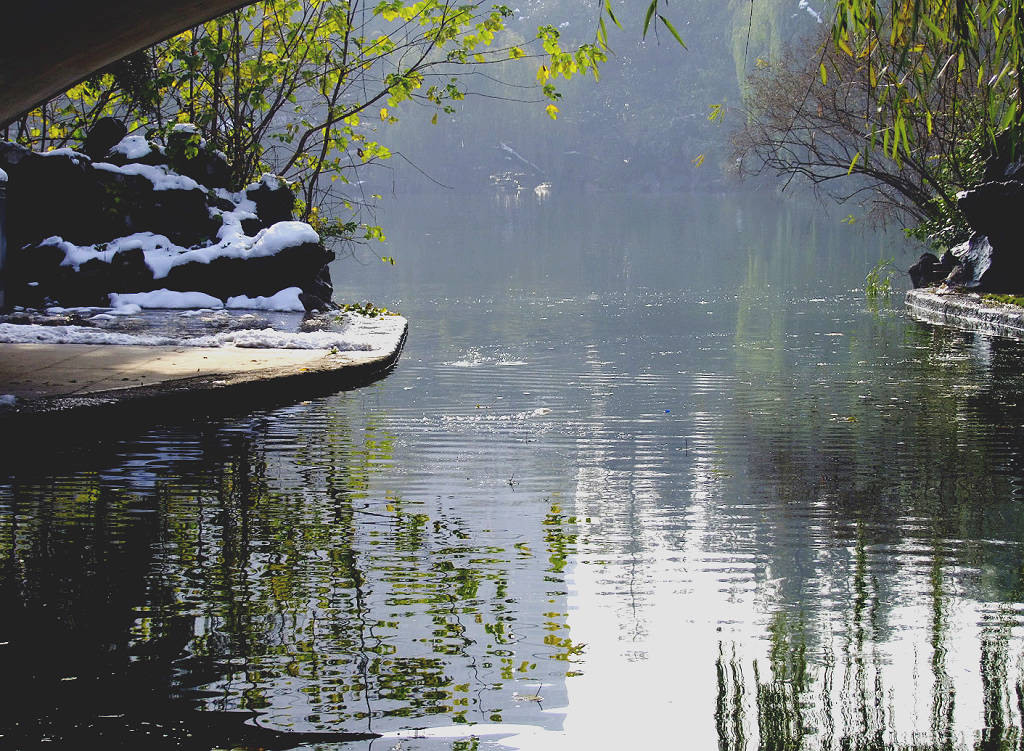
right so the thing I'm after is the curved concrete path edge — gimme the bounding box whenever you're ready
[905,288,1024,339]
[0,321,407,433]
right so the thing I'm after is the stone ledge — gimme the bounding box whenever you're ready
[0,318,407,433]
[905,288,1024,338]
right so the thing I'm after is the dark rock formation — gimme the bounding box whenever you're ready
[0,141,221,249]
[981,129,1024,182]
[946,181,1024,291]
[246,176,296,227]
[957,181,1024,252]
[909,251,955,289]
[0,125,335,312]
[926,130,1024,292]
[161,242,334,304]
[166,127,232,190]
[944,235,995,289]
[82,117,127,161]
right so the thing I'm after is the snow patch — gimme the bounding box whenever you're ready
[110,135,153,160]
[43,220,319,280]
[226,287,305,312]
[246,173,289,192]
[93,161,203,191]
[111,289,224,310]
[0,314,406,351]
[40,147,89,161]
[109,287,306,312]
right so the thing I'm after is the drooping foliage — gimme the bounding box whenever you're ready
[734,21,989,244]
[830,0,1024,154]
[733,0,1021,243]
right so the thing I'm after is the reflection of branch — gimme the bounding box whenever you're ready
[714,642,746,751]
[341,548,375,733]
[929,553,955,745]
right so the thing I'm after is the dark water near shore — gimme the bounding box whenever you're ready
[4,191,1024,750]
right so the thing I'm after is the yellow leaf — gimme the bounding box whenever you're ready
[820,62,828,85]
[379,107,389,121]
[692,153,705,167]
[546,104,559,120]
[431,113,438,125]
[847,152,861,175]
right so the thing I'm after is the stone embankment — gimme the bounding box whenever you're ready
[906,288,1024,339]
[0,313,408,431]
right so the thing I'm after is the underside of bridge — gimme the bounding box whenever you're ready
[0,0,253,128]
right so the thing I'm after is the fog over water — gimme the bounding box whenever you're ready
[363,0,828,197]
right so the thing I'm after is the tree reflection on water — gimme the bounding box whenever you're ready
[0,409,580,748]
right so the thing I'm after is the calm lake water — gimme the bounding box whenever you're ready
[4,191,1024,750]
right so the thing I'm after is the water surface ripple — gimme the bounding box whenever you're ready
[3,194,1024,750]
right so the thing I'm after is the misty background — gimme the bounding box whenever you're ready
[360,0,831,196]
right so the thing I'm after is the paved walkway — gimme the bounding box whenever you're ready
[0,320,407,424]
[0,343,338,400]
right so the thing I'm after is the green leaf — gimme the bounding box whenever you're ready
[658,15,686,49]
[604,0,622,29]
[820,62,828,85]
[1000,99,1019,130]
[642,1,656,38]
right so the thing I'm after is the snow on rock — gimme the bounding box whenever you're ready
[44,220,320,281]
[2,128,336,312]
[226,287,305,312]
[93,160,203,191]
[0,167,7,183]
[110,134,154,160]
[39,147,90,162]
[111,289,224,310]
[110,287,307,312]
